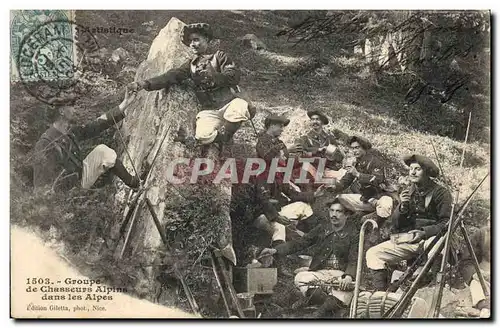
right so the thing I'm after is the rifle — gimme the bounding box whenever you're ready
[117,123,172,259]
[428,112,471,317]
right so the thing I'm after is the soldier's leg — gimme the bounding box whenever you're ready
[375,195,394,219]
[82,144,139,189]
[365,239,420,290]
[194,110,224,146]
[337,194,375,213]
[294,270,350,317]
[219,98,253,142]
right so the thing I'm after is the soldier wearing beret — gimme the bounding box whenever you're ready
[128,23,255,148]
[365,154,453,290]
[259,199,359,317]
[32,89,141,191]
[332,136,394,221]
[293,110,346,185]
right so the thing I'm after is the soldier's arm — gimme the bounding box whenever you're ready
[32,138,64,189]
[72,107,126,140]
[335,172,355,192]
[357,157,385,186]
[212,50,241,88]
[344,231,360,278]
[420,187,453,238]
[257,138,287,162]
[281,183,315,203]
[141,60,191,91]
[255,180,280,222]
[275,224,321,256]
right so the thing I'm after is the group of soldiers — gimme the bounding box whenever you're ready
[31,22,490,318]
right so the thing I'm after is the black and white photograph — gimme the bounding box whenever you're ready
[9,9,491,319]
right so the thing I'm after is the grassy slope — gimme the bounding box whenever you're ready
[10,10,490,317]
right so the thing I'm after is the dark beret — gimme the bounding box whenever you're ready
[403,154,440,178]
[307,110,329,125]
[264,115,290,128]
[325,198,342,208]
[181,23,213,46]
[347,136,372,150]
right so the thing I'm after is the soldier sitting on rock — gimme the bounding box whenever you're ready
[127,23,256,151]
[259,199,359,318]
[32,89,141,192]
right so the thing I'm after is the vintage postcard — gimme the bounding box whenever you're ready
[10,10,491,319]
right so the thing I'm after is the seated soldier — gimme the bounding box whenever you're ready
[128,23,255,149]
[254,114,324,275]
[365,154,452,291]
[458,217,490,313]
[293,109,346,185]
[32,89,140,191]
[259,199,359,318]
[331,136,393,222]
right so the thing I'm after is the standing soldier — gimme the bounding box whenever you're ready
[259,199,359,318]
[332,136,394,222]
[365,154,452,291]
[32,89,140,191]
[128,23,255,150]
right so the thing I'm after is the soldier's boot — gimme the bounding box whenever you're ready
[305,288,343,318]
[110,158,140,189]
[271,240,294,278]
[371,269,389,291]
[212,122,242,152]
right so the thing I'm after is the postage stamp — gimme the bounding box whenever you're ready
[12,10,101,105]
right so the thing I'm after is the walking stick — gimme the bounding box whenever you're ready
[350,218,378,318]
[383,172,489,318]
[429,112,472,318]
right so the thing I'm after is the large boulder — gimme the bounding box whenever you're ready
[114,17,235,300]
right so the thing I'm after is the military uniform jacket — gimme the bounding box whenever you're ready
[337,152,385,200]
[392,180,452,238]
[143,51,241,110]
[296,129,344,169]
[32,108,125,189]
[275,220,359,276]
[255,132,289,163]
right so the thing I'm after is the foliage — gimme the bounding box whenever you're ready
[277,11,490,142]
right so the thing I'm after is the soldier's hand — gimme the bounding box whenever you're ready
[407,230,425,244]
[275,215,292,226]
[400,189,411,203]
[258,247,277,259]
[314,184,327,198]
[346,165,360,177]
[288,144,303,153]
[339,275,353,291]
[119,87,137,111]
